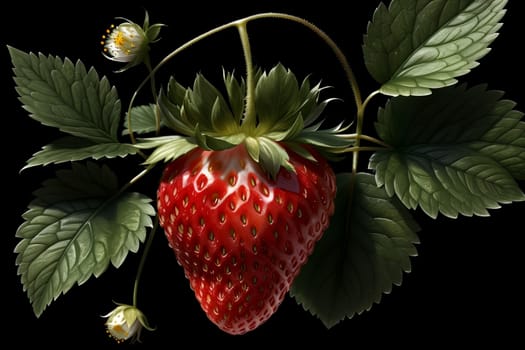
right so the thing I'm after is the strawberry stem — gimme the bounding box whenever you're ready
[345,133,390,148]
[143,55,161,136]
[351,90,381,177]
[133,217,159,307]
[345,146,387,153]
[235,21,257,132]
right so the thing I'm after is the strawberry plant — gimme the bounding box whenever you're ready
[7,0,524,344]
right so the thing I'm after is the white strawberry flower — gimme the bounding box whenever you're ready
[103,22,145,63]
[103,304,153,343]
[101,11,165,72]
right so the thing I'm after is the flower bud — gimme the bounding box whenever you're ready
[102,304,153,343]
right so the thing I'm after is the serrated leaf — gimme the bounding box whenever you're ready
[363,0,507,96]
[23,136,138,170]
[371,84,525,217]
[291,173,420,328]
[15,162,155,317]
[375,84,502,146]
[9,46,121,143]
[123,104,164,135]
[370,146,524,218]
[469,102,525,180]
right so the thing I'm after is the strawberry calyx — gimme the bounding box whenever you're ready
[136,63,353,178]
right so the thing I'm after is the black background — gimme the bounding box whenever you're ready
[2,1,524,347]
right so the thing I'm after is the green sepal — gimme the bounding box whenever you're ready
[193,124,239,151]
[223,69,246,124]
[135,136,198,164]
[152,64,352,173]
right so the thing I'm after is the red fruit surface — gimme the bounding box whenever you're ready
[157,144,336,334]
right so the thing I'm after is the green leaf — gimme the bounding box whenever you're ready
[291,173,419,328]
[363,0,507,96]
[9,46,121,143]
[370,146,524,218]
[371,84,525,217]
[376,84,525,180]
[123,104,164,135]
[375,84,501,146]
[23,136,138,170]
[469,101,525,180]
[15,162,155,317]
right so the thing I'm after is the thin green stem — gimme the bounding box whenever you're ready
[352,111,365,177]
[352,91,380,178]
[99,164,156,214]
[126,103,137,145]
[344,145,386,153]
[362,90,381,111]
[348,90,381,205]
[127,163,157,185]
[126,54,159,145]
[235,21,256,130]
[344,133,390,148]
[351,90,381,177]
[144,56,161,136]
[117,164,159,308]
[133,217,159,307]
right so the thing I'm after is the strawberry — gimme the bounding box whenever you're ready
[140,64,352,334]
[157,143,335,334]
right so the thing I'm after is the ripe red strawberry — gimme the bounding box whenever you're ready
[143,64,352,334]
[157,144,336,334]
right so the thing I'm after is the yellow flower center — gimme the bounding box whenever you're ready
[114,31,126,48]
